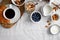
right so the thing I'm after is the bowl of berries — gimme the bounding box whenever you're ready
[30,11,42,23]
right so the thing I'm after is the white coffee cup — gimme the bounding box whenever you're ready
[3,4,20,24]
[51,13,59,22]
[3,8,15,20]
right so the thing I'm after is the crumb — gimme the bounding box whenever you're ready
[48,22,51,25]
[47,20,51,25]
[45,25,48,28]
[45,20,51,28]
[45,25,50,28]
[47,20,50,23]
[53,7,58,11]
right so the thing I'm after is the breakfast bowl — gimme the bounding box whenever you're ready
[11,0,25,6]
[25,1,36,13]
[30,10,42,23]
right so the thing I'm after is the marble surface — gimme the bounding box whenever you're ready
[0,0,60,40]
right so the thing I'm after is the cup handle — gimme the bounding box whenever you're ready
[9,4,12,8]
[35,2,38,5]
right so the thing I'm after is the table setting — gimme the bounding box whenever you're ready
[0,0,60,40]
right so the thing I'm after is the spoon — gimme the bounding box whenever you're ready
[52,2,60,9]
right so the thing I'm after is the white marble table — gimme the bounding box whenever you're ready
[0,0,60,40]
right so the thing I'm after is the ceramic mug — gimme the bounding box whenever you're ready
[51,13,59,22]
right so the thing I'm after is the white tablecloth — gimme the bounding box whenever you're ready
[0,0,60,40]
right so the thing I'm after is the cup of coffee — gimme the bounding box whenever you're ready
[30,11,42,23]
[51,13,59,22]
[11,0,25,6]
[3,8,15,20]
[2,4,21,28]
[3,4,20,24]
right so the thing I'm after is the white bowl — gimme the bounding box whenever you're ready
[50,24,60,35]
[11,0,25,6]
[30,11,42,23]
[43,4,52,16]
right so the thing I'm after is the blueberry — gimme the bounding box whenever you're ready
[32,12,41,22]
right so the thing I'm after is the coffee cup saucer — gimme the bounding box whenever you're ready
[3,4,21,24]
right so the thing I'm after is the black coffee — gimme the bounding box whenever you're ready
[5,9,15,19]
[32,12,41,22]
